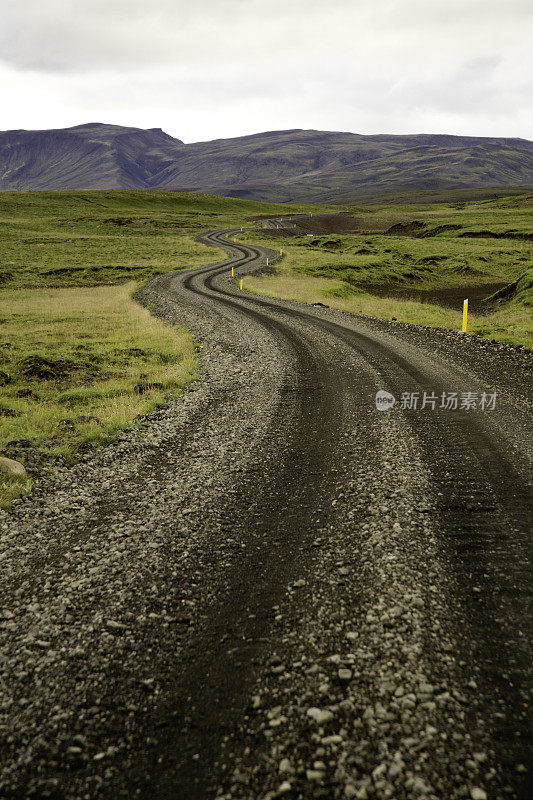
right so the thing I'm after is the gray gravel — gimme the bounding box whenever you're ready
[215,409,499,800]
[0,227,530,799]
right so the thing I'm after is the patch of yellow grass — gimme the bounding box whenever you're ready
[0,282,197,506]
[244,271,533,348]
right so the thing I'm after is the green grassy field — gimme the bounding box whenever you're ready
[251,194,533,289]
[242,193,532,346]
[0,189,531,506]
[248,229,530,290]
[0,283,197,506]
[0,190,327,289]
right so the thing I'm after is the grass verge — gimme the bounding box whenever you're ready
[243,267,533,348]
[0,282,196,507]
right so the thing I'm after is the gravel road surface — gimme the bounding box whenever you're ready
[0,224,531,800]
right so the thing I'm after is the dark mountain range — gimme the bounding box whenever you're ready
[1,123,532,201]
[0,123,183,192]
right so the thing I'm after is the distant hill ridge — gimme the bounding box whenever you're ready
[1,123,532,202]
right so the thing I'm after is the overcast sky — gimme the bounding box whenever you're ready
[1,0,531,142]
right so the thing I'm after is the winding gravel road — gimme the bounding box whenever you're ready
[0,224,531,800]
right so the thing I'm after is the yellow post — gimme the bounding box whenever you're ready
[231,266,234,277]
[280,249,282,255]
[462,299,468,332]
[276,225,279,229]
[241,227,243,232]
[266,257,268,266]
[239,279,243,290]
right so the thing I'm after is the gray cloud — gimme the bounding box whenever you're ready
[0,0,531,140]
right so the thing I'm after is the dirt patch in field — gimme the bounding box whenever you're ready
[459,230,533,241]
[288,214,362,234]
[424,224,462,237]
[357,282,507,314]
[17,355,99,381]
[385,220,427,236]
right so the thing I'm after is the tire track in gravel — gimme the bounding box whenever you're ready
[129,237,386,799]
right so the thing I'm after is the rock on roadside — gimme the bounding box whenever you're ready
[0,457,26,476]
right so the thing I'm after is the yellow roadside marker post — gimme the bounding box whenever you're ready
[231,266,234,277]
[266,258,269,266]
[280,249,283,255]
[462,299,468,332]
[240,279,243,290]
